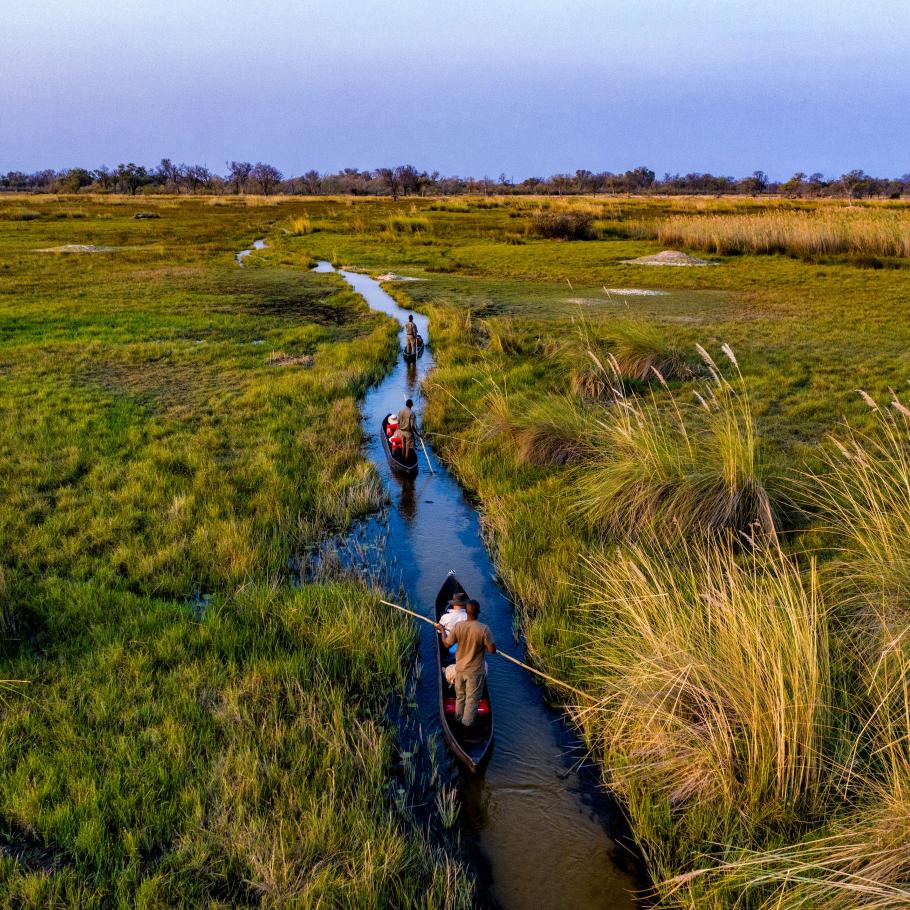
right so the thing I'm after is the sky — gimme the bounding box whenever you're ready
[2,0,908,180]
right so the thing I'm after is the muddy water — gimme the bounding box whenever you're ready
[315,262,641,910]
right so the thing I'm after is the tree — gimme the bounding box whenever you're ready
[740,170,769,195]
[55,168,94,193]
[181,164,212,194]
[301,169,322,194]
[781,172,807,197]
[114,162,151,195]
[226,160,253,194]
[839,169,870,198]
[377,167,400,199]
[624,166,656,191]
[394,165,420,196]
[156,158,181,193]
[251,162,282,195]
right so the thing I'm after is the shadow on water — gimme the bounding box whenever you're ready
[313,261,645,910]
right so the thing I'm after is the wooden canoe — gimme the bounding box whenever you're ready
[381,415,419,476]
[434,571,494,772]
[402,336,424,362]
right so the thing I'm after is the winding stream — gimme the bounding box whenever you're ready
[314,261,641,910]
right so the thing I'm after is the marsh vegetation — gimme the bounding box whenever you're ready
[0,196,472,907]
[269,192,910,907]
[3,191,910,907]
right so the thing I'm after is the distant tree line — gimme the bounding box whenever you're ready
[2,160,908,199]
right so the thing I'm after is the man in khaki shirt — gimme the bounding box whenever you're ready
[436,599,495,728]
[397,398,417,461]
[404,314,418,354]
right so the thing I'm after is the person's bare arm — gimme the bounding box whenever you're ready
[435,623,457,648]
[485,629,496,654]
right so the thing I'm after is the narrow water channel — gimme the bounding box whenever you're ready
[314,262,641,910]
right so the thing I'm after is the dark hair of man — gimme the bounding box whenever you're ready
[466,599,480,617]
[406,398,413,407]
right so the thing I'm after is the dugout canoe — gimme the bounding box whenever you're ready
[434,571,494,772]
[381,414,419,476]
[402,336,424,362]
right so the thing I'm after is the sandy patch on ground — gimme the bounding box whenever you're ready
[622,250,716,267]
[603,287,669,296]
[376,273,423,282]
[35,244,118,253]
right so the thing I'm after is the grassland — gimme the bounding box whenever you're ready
[4,192,910,908]
[0,195,471,908]
[267,194,910,907]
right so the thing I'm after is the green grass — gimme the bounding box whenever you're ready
[0,196,471,907]
[7,192,910,907]
[265,194,910,906]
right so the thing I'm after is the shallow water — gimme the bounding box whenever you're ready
[235,238,266,265]
[316,262,642,910]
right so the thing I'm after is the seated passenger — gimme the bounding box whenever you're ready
[439,592,469,636]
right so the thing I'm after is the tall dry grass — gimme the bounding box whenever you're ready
[651,209,910,258]
[577,538,832,824]
[569,320,693,398]
[574,345,776,541]
[284,214,313,235]
[806,391,910,610]
[666,632,910,910]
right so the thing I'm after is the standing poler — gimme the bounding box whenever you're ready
[404,313,418,355]
[437,599,496,731]
[397,397,418,463]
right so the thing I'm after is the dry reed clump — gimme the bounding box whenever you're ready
[574,345,776,541]
[482,316,523,354]
[266,351,315,367]
[474,380,596,468]
[806,390,910,611]
[531,209,596,240]
[513,396,598,467]
[577,539,832,821]
[284,215,313,235]
[568,321,694,400]
[385,214,431,234]
[655,209,910,258]
[666,632,910,910]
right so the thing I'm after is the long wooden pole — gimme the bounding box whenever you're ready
[379,598,595,703]
[417,433,435,474]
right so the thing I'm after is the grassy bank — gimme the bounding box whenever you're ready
[262,194,910,905]
[0,196,471,907]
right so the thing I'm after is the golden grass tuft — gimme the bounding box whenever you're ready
[806,390,910,609]
[284,215,313,235]
[569,321,693,400]
[578,539,832,820]
[654,208,910,258]
[574,345,776,541]
[665,625,910,910]
[514,396,597,466]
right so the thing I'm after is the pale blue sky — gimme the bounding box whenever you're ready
[2,0,907,178]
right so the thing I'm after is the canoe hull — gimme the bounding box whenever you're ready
[381,415,419,477]
[434,572,494,772]
[402,338,424,362]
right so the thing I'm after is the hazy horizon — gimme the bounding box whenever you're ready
[3,0,908,180]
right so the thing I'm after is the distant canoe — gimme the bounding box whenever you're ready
[402,336,424,362]
[381,414,419,477]
[434,571,494,772]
